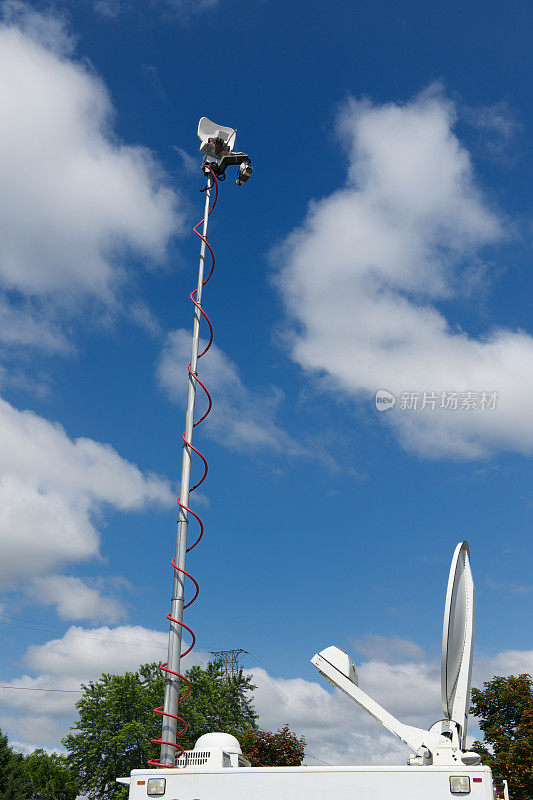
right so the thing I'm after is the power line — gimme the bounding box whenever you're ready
[305,753,332,766]
[0,684,81,693]
[0,612,75,630]
[0,615,172,649]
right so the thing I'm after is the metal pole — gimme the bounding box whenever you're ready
[160,176,212,767]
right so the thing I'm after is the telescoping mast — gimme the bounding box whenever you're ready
[151,118,253,771]
[118,122,506,800]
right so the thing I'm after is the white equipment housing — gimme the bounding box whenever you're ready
[121,543,503,799]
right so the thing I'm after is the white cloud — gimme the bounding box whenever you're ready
[174,146,200,176]
[275,87,533,459]
[0,7,180,300]
[352,634,425,663]
[2,1,76,55]
[93,0,218,19]
[93,0,127,16]
[27,576,126,624]
[0,395,173,587]
[483,576,533,595]
[9,740,65,756]
[23,625,170,679]
[0,715,69,747]
[157,329,306,455]
[477,648,533,680]
[248,661,440,766]
[167,0,218,10]
[0,297,69,352]
[0,3,182,373]
[0,397,171,508]
[0,476,98,585]
[463,100,519,159]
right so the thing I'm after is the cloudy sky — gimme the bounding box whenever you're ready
[0,0,532,771]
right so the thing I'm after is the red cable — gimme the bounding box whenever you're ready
[149,167,218,768]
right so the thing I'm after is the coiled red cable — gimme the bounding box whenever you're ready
[149,167,218,768]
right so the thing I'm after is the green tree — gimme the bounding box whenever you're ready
[0,732,13,796]
[63,662,166,800]
[238,724,306,766]
[179,662,257,748]
[0,732,77,800]
[22,749,79,800]
[0,730,30,800]
[63,659,257,800]
[471,673,533,800]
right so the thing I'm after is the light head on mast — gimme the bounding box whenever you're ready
[198,117,237,153]
[197,116,253,186]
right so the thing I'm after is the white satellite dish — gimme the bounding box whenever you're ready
[197,117,237,153]
[441,541,475,748]
[311,541,480,767]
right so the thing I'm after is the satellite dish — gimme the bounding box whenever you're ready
[197,117,237,153]
[441,541,475,747]
[311,540,480,766]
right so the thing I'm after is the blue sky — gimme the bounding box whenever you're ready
[0,0,532,768]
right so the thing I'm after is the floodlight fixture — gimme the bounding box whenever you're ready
[198,117,237,153]
[197,116,253,186]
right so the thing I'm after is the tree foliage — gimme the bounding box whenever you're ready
[471,673,533,800]
[179,662,257,748]
[0,731,27,800]
[238,724,306,766]
[0,731,78,800]
[0,732,14,797]
[63,662,164,800]
[22,749,79,800]
[0,752,28,800]
[63,659,258,800]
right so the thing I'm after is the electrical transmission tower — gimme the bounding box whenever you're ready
[210,649,249,681]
